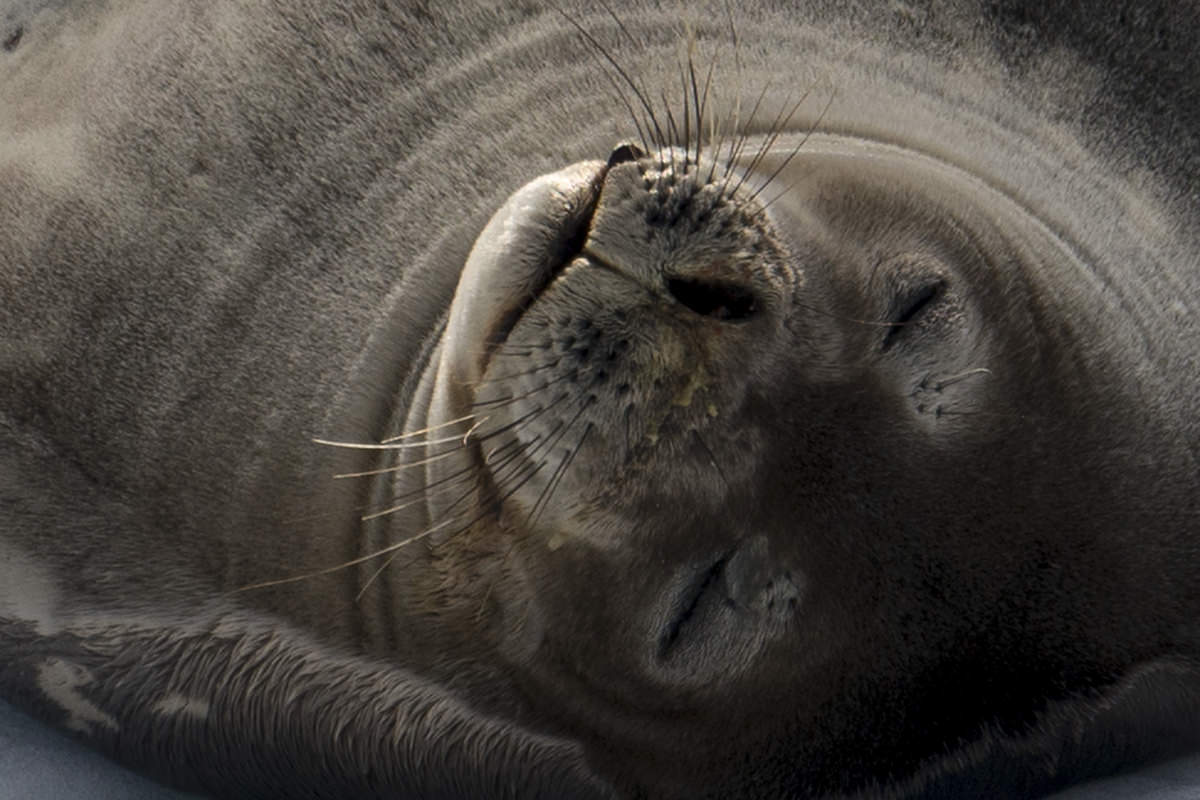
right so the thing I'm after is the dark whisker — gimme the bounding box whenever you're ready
[680,63,692,172]
[730,89,809,199]
[706,81,729,185]
[508,395,581,471]
[757,169,812,213]
[472,372,573,409]
[559,8,667,153]
[360,458,481,521]
[530,421,594,531]
[720,83,771,199]
[724,0,742,77]
[482,434,533,471]
[691,55,712,169]
[475,357,563,386]
[597,68,653,156]
[661,88,681,173]
[746,89,836,204]
[526,397,595,527]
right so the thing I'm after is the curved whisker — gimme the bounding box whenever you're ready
[720,83,771,199]
[472,372,575,409]
[746,89,836,204]
[332,445,463,479]
[378,412,479,443]
[529,418,594,531]
[474,358,563,386]
[559,6,667,153]
[313,433,473,451]
[730,89,809,200]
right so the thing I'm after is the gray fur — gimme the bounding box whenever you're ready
[1,1,1198,798]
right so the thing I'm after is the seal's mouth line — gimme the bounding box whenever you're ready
[480,165,609,364]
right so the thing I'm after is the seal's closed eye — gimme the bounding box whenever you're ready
[881,279,945,351]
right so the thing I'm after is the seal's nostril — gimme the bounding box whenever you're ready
[667,277,759,322]
[607,142,646,168]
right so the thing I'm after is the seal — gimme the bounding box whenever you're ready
[1,0,1199,798]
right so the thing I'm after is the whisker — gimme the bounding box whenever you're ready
[692,53,713,169]
[529,420,593,531]
[746,89,836,204]
[661,88,681,172]
[354,420,539,521]
[482,434,535,472]
[560,7,667,152]
[229,514,459,594]
[525,398,594,527]
[333,446,462,479]
[379,412,478,443]
[361,460,480,521]
[354,446,558,600]
[357,426,535,525]
[679,60,691,171]
[720,83,770,199]
[475,357,562,386]
[730,88,809,199]
[473,372,573,409]
[313,433,471,451]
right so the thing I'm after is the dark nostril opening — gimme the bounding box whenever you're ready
[607,142,645,168]
[667,277,759,322]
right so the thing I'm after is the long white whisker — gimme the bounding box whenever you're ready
[380,412,479,443]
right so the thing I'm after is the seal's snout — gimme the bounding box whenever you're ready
[580,147,784,328]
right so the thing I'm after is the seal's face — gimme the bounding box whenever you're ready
[4,2,1199,797]
[396,131,1153,796]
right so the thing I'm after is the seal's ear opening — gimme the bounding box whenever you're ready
[607,142,645,167]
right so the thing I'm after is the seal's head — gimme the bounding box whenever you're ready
[388,134,1182,797]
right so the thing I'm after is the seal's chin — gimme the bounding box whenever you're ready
[434,160,608,397]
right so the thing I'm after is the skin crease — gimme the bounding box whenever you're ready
[1,0,1199,798]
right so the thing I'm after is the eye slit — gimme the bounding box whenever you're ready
[667,277,759,322]
[881,279,944,352]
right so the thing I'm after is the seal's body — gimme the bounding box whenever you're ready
[1,1,1198,797]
